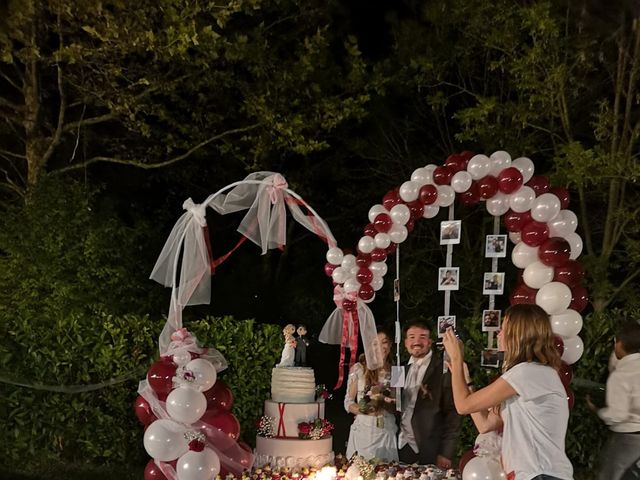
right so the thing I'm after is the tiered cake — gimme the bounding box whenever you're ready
[254,367,334,469]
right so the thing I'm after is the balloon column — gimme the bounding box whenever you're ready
[136,328,251,480]
[322,151,587,398]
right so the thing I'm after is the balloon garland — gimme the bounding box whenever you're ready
[321,151,588,392]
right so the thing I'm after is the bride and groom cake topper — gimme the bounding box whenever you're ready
[276,324,310,367]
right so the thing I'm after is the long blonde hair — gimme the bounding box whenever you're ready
[501,304,561,372]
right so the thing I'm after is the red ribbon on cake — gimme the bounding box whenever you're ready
[276,403,287,437]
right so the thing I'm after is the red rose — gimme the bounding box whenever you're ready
[298,422,311,434]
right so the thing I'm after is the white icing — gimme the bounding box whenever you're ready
[254,436,334,469]
[271,367,315,403]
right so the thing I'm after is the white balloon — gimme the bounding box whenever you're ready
[166,387,207,424]
[341,254,356,270]
[173,348,192,367]
[424,163,438,173]
[390,203,411,225]
[374,233,391,249]
[489,150,512,176]
[368,204,388,224]
[467,154,492,180]
[462,455,506,480]
[143,419,188,461]
[370,275,384,291]
[550,309,583,338]
[331,266,347,284]
[523,261,554,289]
[326,247,344,266]
[561,335,585,365]
[530,193,561,223]
[357,236,375,254]
[511,242,539,269]
[509,231,522,244]
[451,171,472,193]
[350,266,359,276]
[565,232,583,259]
[184,359,217,392]
[411,167,431,186]
[486,192,510,216]
[547,210,579,238]
[422,204,440,219]
[511,156,535,183]
[536,282,572,315]
[436,185,455,207]
[369,261,388,277]
[388,224,408,244]
[508,186,536,213]
[343,277,360,293]
[177,448,221,480]
[399,181,420,202]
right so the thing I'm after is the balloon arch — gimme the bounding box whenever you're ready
[319,150,587,393]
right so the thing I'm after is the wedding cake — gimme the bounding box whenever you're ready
[254,326,334,469]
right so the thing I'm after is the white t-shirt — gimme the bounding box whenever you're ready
[501,362,574,480]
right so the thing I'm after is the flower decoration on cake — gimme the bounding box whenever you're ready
[297,418,334,440]
[358,383,396,415]
[256,415,276,438]
[315,384,332,401]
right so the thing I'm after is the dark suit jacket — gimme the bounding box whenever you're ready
[407,353,462,463]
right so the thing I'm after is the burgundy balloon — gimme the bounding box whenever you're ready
[147,360,177,398]
[356,267,373,285]
[407,200,425,220]
[526,175,551,196]
[558,361,573,387]
[358,284,375,301]
[566,387,575,410]
[382,189,401,210]
[433,165,454,185]
[570,285,589,313]
[386,243,397,255]
[324,262,337,277]
[497,167,524,194]
[521,220,550,247]
[356,253,372,267]
[144,459,169,480]
[553,335,565,356]
[204,379,234,411]
[503,210,532,233]
[373,213,393,233]
[457,181,480,206]
[538,237,571,267]
[134,395,156,426]
[550,186,570,209]
[363,223,377,237]
[405,218,415,233]
[444,154,467,173]
[370,248,387,263]
[460,150,476,161]
[477,175,499,199]
[199,409,241,450]
[509,284,538,305]
[419,184,438,205]
[553,260,585,288]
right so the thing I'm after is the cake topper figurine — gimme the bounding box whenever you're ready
[276,324,297,367]
[295,324,309,367]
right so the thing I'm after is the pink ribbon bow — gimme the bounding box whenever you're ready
[333,285,357,309]
[268,174,289,204]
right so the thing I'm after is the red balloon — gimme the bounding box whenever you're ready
[526,175,551,196]
[370,248,387,262]
[407,200,425,220]
[457,181,480,206]
[566,387,575,410]
[570,285,589,313]
[144,459,169,480]
[516,269,525,285]
[445,154,467,173]
[199,409,241,450]
[363,223,376,237]
[147,360,177,398]
[356,267,373,285]
[356,254,372,267]
[477,175,499,199]
[553,335,565,356]
[521,220,550,247]
[204,379,234,411]
[558,361,573,387]
[460,150,476,161]
[553,260,585,288]
[503,210,532,233]
[509,284,538,305]
[382,190,401,210]
[550,187,570,209]
[222,440,254,473]
[358,284,375,301]
[419,184,438,205]
[386,243,397,255]
[497,167,524,194]
[405,218,415,233]
[373,213,393,233]
[324,262,337,278]
[538,237,571,267]
[458,448,476,474]
[134,395,156,426]
[433,165,454,185]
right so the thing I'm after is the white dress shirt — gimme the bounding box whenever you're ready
[398,351,432,452]
[598,352,640,433]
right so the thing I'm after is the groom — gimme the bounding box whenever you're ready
[398,319,462,469]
